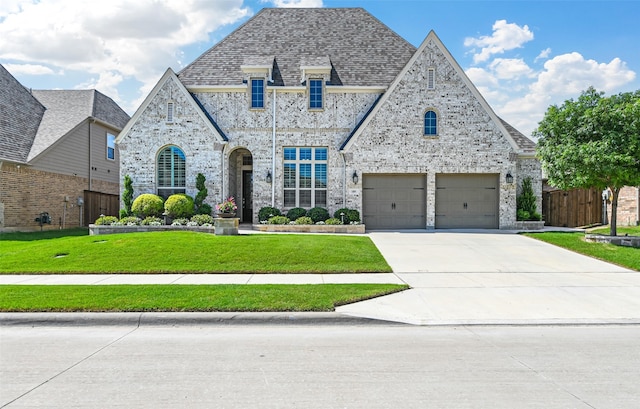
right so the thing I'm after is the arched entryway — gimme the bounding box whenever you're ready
[228,148,253,223]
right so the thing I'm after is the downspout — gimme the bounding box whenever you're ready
[221,143,227,203]
[88,119,93,191]
[271,87,276,207]
[341,152,347,207]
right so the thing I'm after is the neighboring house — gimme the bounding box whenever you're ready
[0,64,130,231]
[117,8,541,229]
[607,186,639,227]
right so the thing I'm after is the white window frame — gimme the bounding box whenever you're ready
[106,133,116,161]
[250,78,265,109]
[283,147,328,208]
[167,102,174,123]
[308,79,324,110]
[427,68,435,90]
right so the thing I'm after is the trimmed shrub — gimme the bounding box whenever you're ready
[333,208,361,224]
[517,177,541,221]
[122,175,134,216]
[286,207,307,221]
[165,194,195,219]
[259,206,281,222]
[324,218,342,225]
[132,194,164,218]
[196,203,212,216]
[95,215,118,225]
[308,207,330,223]
[141,216,163,225]
[295,216,314,225]
[119,216,141,226]
[268,215,290,225]
[191,214,214,226]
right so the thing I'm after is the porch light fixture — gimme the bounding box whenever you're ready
[266,171,272,184]
[352,171,359,184]
[505,172,514,184]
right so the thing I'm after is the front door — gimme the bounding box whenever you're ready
[242,171,253,222]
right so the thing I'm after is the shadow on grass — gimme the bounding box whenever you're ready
[0,228,89,241]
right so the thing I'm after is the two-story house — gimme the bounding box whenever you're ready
[117,8,540,229]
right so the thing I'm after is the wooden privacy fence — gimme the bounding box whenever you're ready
[542,187,602,228]
[84,190,119,226]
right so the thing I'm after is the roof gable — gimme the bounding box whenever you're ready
[0,64,45,163]
[341,31,526,153]
[178,8,416,88]
[116,68,227,144]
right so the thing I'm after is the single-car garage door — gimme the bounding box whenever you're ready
[363,174,426,229]
[435,174,499,229]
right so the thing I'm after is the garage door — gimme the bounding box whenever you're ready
[363,174,426,229]
[435,174,499,229]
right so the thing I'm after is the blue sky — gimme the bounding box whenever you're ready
[1,0,638,137]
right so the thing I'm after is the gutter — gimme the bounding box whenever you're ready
[271,87,276,207]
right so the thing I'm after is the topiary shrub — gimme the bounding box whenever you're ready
[196,203,212,216]
[165,194,195,219]
[95,215,118,225]
[517,177,542,221]
[122,174,134,217]
[191,214,214,226]
[119,216,141,226]
[295,216,314,225]
[333,208,361,224]
[259,206,281,222]
[287,207,307,221]
[324,217,342,225]
[132,194,164,218]
[268,215,290,225]
[194,173,210,214]
[308,207,330,223]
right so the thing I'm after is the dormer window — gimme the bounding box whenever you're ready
[167,102,174,122]
[309,79,323,109]
[251,78,265,109]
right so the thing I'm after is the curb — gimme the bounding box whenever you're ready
[0,312,406,327]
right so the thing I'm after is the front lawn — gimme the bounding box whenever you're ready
[587,225,640,236]
[0,230,391,274]
[522,232,640,271]
[0,284,407,312]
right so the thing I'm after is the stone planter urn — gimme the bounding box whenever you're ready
[216,212,236,219]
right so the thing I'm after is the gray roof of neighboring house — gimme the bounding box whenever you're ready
[178,8,417,87]
[0,64,45,163]
[1,63,129,163]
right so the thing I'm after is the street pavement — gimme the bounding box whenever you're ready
[2,228,640,326]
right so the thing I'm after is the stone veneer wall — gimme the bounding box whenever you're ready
[607,186,639,226]
[0,162,118,231]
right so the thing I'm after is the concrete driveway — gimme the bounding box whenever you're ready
[337,230,640,325]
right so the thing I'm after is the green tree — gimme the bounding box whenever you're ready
[122,175,134,217]
[534,87,640,236]
[194,173,209,214]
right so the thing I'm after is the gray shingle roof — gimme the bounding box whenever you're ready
[0,64,45,163]
[27,89,130,161]
[499,118,537,154]
[178,8,416,87]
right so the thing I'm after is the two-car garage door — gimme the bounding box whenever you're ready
[362,174,499,229]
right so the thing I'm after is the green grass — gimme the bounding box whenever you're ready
[0,284,408,312]
[0,230,391,274]
[523,232,640,271]
[587,225,640,236]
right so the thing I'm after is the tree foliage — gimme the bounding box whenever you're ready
[122,175,134,216]
[534,87,640,235]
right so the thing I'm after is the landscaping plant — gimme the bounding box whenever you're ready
[131,194,164,218]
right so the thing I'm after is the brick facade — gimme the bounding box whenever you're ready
[0,162,118,231]
[607,186,639,226]
[118,13,541,229]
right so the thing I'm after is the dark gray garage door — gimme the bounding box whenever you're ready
[435,174,499,229]
[363,174,426,229]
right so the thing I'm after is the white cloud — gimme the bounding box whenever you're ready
[464,20,534,64]
[2,63,55,75]
[264,0,323,7]
[534,48,551,62]
[488,58,534,80]
[495,53,636,137]
[0,0,251,112]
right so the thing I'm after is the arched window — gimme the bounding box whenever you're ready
[424,110,437,136]
[157,146,186,199]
